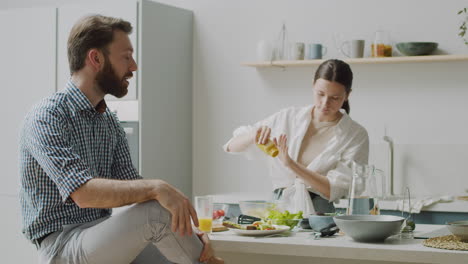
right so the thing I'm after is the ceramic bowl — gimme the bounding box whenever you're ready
[395,42,438,56]
[308,214,335,231]
[334,215,404,242]
[447,220,468,242]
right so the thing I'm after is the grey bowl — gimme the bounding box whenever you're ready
[334,215,404,242]
[396,42,438,56]
[308,214,335,231]
[447,220,468,242]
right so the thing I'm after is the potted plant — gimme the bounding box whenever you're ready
[458,8,468,45]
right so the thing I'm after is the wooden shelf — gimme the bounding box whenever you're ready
[242,54,468,68]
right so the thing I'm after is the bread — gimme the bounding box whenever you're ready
[212,225,228,232]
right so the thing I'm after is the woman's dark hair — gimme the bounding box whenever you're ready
[313,59,353,114]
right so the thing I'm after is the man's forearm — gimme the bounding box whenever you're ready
[71,178,158,208]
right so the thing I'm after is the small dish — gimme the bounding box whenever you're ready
[308,214,335,231]
[446,220,468,242]
[230,225,290,236]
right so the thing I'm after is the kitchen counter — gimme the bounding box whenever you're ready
[335,199,468,213]
[211,193,468,213]
[210,224,468,264]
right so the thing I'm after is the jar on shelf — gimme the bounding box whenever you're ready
[371,30,392,57]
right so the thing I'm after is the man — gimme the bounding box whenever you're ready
[19,14,222,264]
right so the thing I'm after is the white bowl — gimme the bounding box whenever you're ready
[238,200,274,219]
[447,220,468,242]
[334,215,404,242]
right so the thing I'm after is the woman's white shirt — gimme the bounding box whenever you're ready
[223,105,369,214]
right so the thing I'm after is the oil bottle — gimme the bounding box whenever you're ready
[256,140,279,157]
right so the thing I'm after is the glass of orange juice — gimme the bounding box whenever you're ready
[194,195,213,233]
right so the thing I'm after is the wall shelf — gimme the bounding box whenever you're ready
[242,54,468,68]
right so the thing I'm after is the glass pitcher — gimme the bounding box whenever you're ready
[347,161,386,215]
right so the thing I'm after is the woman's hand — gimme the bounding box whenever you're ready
[273,134,293,167]
[255,126,272,144]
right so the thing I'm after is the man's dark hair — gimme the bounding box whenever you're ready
[67,14,132,74]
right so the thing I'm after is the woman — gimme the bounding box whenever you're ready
[223,59,369,215]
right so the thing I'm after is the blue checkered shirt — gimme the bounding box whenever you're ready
[19,80,142,242]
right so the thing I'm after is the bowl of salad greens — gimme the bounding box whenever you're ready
[267,209,303,230]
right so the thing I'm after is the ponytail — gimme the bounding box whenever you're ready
[342,100,350,114]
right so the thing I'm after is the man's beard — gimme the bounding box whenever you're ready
[96,56,132,98]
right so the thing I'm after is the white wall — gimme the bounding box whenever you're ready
[3,0,468,199]
[173,0,468,200]
[1,0,467,263]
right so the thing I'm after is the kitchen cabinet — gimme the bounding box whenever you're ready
[3,0,193,199]
[0,7,57,263]
[243,54,468,68]
[1,3,193,262]
[0,7,57,195]
[137,0,193,198]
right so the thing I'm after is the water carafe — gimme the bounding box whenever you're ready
[348,161,386,215]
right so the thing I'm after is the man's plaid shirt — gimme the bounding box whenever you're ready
[19,80,141,242]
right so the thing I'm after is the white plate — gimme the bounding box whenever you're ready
[230,225,290,236]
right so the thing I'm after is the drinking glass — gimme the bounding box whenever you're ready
[194,195,213,233]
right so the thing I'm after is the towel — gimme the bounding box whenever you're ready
[394,195,454,214]
[277,178,316,216]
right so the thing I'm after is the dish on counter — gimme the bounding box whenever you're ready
[334,215,404,242]
[446,220,468,242]
[230,225,290,236]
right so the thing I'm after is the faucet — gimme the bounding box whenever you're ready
[383,135,394,196]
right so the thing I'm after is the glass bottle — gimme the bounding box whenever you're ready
[257,140,279,157]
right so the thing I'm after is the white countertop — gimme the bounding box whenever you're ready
[210,224,468,264]
[211,193,468,213]
[334,199,468,213]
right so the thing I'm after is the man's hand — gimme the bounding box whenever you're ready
[197,232,224,264]
[153,180,199,236]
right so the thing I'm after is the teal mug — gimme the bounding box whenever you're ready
[307,43,327,59]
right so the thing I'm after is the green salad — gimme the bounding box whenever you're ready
[267,209,303,229]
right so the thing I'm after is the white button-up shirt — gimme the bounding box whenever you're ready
[223,105,369,215]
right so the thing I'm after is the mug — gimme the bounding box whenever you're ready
[341,40,365,58]
[307,43,327,59]
[256,40,274,61]
[290,42,305,60]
